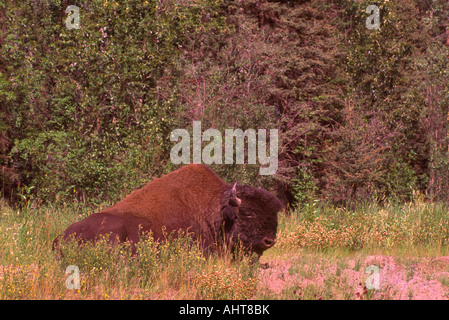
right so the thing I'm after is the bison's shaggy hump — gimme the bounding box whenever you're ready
[54,164,284,256]
[102,164,226,238]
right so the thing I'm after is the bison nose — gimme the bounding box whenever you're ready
[261,237,276,249]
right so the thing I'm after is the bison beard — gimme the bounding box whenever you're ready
[53,164,284,256]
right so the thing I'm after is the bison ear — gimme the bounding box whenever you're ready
[222,205,236,223]
[221,183,240,225]
[229,182,242,207]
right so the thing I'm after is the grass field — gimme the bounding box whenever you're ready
[1,199,449,299]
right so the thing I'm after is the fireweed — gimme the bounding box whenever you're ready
[1,199,449,299]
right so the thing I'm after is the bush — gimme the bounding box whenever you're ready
[1,0,227,204]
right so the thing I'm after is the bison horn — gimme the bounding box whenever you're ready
[229,182,242,206]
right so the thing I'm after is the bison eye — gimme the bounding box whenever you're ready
[238,209,255,218]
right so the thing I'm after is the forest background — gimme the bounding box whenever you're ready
[2,0,449,209]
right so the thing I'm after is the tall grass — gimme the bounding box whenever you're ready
[276,200,449,255]
[0,200,258,299]
[257,200,449,300]
[1,198,449,299]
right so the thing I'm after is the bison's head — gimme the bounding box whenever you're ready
[220,183,284,256]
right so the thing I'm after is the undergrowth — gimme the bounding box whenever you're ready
[1,198,448,299]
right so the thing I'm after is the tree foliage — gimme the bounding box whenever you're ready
[1,0,449,206]
[0,0,225,203]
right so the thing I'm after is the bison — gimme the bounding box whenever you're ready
[53,164,284,256]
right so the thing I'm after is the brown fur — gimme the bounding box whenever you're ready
[53,164,284,255]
